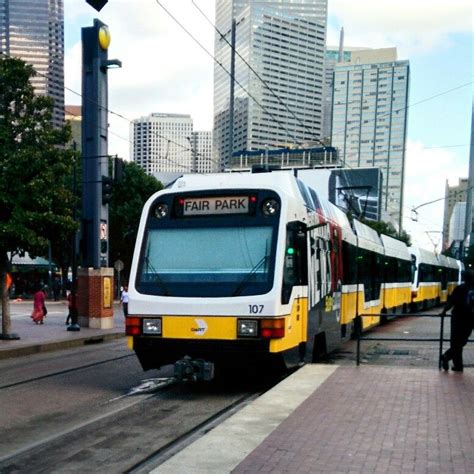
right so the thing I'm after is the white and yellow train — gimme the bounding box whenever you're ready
[126,170,462,378]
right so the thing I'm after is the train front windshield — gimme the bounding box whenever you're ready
[137,225,276,297]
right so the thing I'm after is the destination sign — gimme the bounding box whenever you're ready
[182,196,250,216]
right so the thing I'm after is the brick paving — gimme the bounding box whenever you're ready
[234,366,474,473]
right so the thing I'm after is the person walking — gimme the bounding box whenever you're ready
[31,287,47,325]
[441,271,474,372]
[120,286,129,317]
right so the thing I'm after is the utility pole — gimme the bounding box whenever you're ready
[226,18,236,171]
[187,136,198,173]
[68,141,80,331]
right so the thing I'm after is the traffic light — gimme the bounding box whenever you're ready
[102,175,113,205]
[86,0,108,11]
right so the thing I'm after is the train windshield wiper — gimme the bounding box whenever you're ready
[144,257,171,296]
[232,255,269,296]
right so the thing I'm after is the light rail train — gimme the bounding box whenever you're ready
[126,170,462,379]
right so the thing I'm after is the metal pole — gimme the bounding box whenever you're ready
[356,323,361,366]
[68,142,80,331]
[227,18,236,171]
[48,241,52,297]
[439,312,445,370]
[117,269,121,299]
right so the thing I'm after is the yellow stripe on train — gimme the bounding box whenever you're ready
[163,316,236,339]
[154,297,308,352]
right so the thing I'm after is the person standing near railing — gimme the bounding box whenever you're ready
[441,271,474,372]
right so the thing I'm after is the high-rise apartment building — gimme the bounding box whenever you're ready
[0,0,64,128]
[323,39,367,142]
[442,178,468,251]
[131,113,194,175]
[191,131,214,173]
[331,48,409,229]
[448,202,466,258]
[214,0,328,169]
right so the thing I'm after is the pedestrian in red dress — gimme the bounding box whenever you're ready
[31,287,47,324]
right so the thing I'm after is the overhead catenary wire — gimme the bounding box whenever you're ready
[154,0,303,148]
[190,0,325,147]
[184,1,471,224]
[0,49,209,171]
[2,27,470,181]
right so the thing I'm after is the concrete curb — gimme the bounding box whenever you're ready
[0,333,125,361]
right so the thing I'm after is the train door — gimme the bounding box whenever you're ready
[307,223,341,359]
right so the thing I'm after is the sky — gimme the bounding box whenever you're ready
[64,0,473,251]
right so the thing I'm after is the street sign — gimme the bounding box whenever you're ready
[114,259,124,272]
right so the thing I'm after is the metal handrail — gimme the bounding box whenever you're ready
[355,312,473,368]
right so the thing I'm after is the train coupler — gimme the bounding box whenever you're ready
[174,356,215,382]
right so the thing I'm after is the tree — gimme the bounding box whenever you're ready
[0,56,77,338]
[109,161,162,285]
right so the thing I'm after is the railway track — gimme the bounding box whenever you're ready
[0,365,278,473]
[0,353,135,390]
[127,390,262,473]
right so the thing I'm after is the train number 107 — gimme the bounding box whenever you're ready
[249,305,264,314]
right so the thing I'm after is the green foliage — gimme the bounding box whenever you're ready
[359,218,412,246]
[0,56,77,260]
[108,161,162,281]
[0,56,78,333]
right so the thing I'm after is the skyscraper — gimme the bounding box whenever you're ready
[214,0,328,169]
[0,0,64,128]
[131,113,193,175]
[322,38,367,142]
[442,178,468,251]
[331,48,409,229]
[191,131,214,173]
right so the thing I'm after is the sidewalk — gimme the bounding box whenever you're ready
[0,299,125,360]
[154,364,474,473]
[2,304,473,473]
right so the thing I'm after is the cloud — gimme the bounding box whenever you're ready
[402,140,468,249]
[328,0,472,56]
[64,0,215,159]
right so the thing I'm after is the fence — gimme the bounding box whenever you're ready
[355,312,473,368]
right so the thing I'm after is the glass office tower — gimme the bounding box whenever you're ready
[331,51,410,229]
[0,0,64,127]
[214,0,327,169]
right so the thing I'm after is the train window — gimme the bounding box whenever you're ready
[411,256,417,284]
[342,241,357,285]
[137,225,276,297]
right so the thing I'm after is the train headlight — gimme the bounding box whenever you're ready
[237,319,258,337]
[143,318,162,335]
[154,203,169,218]
[262,198,279,216]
